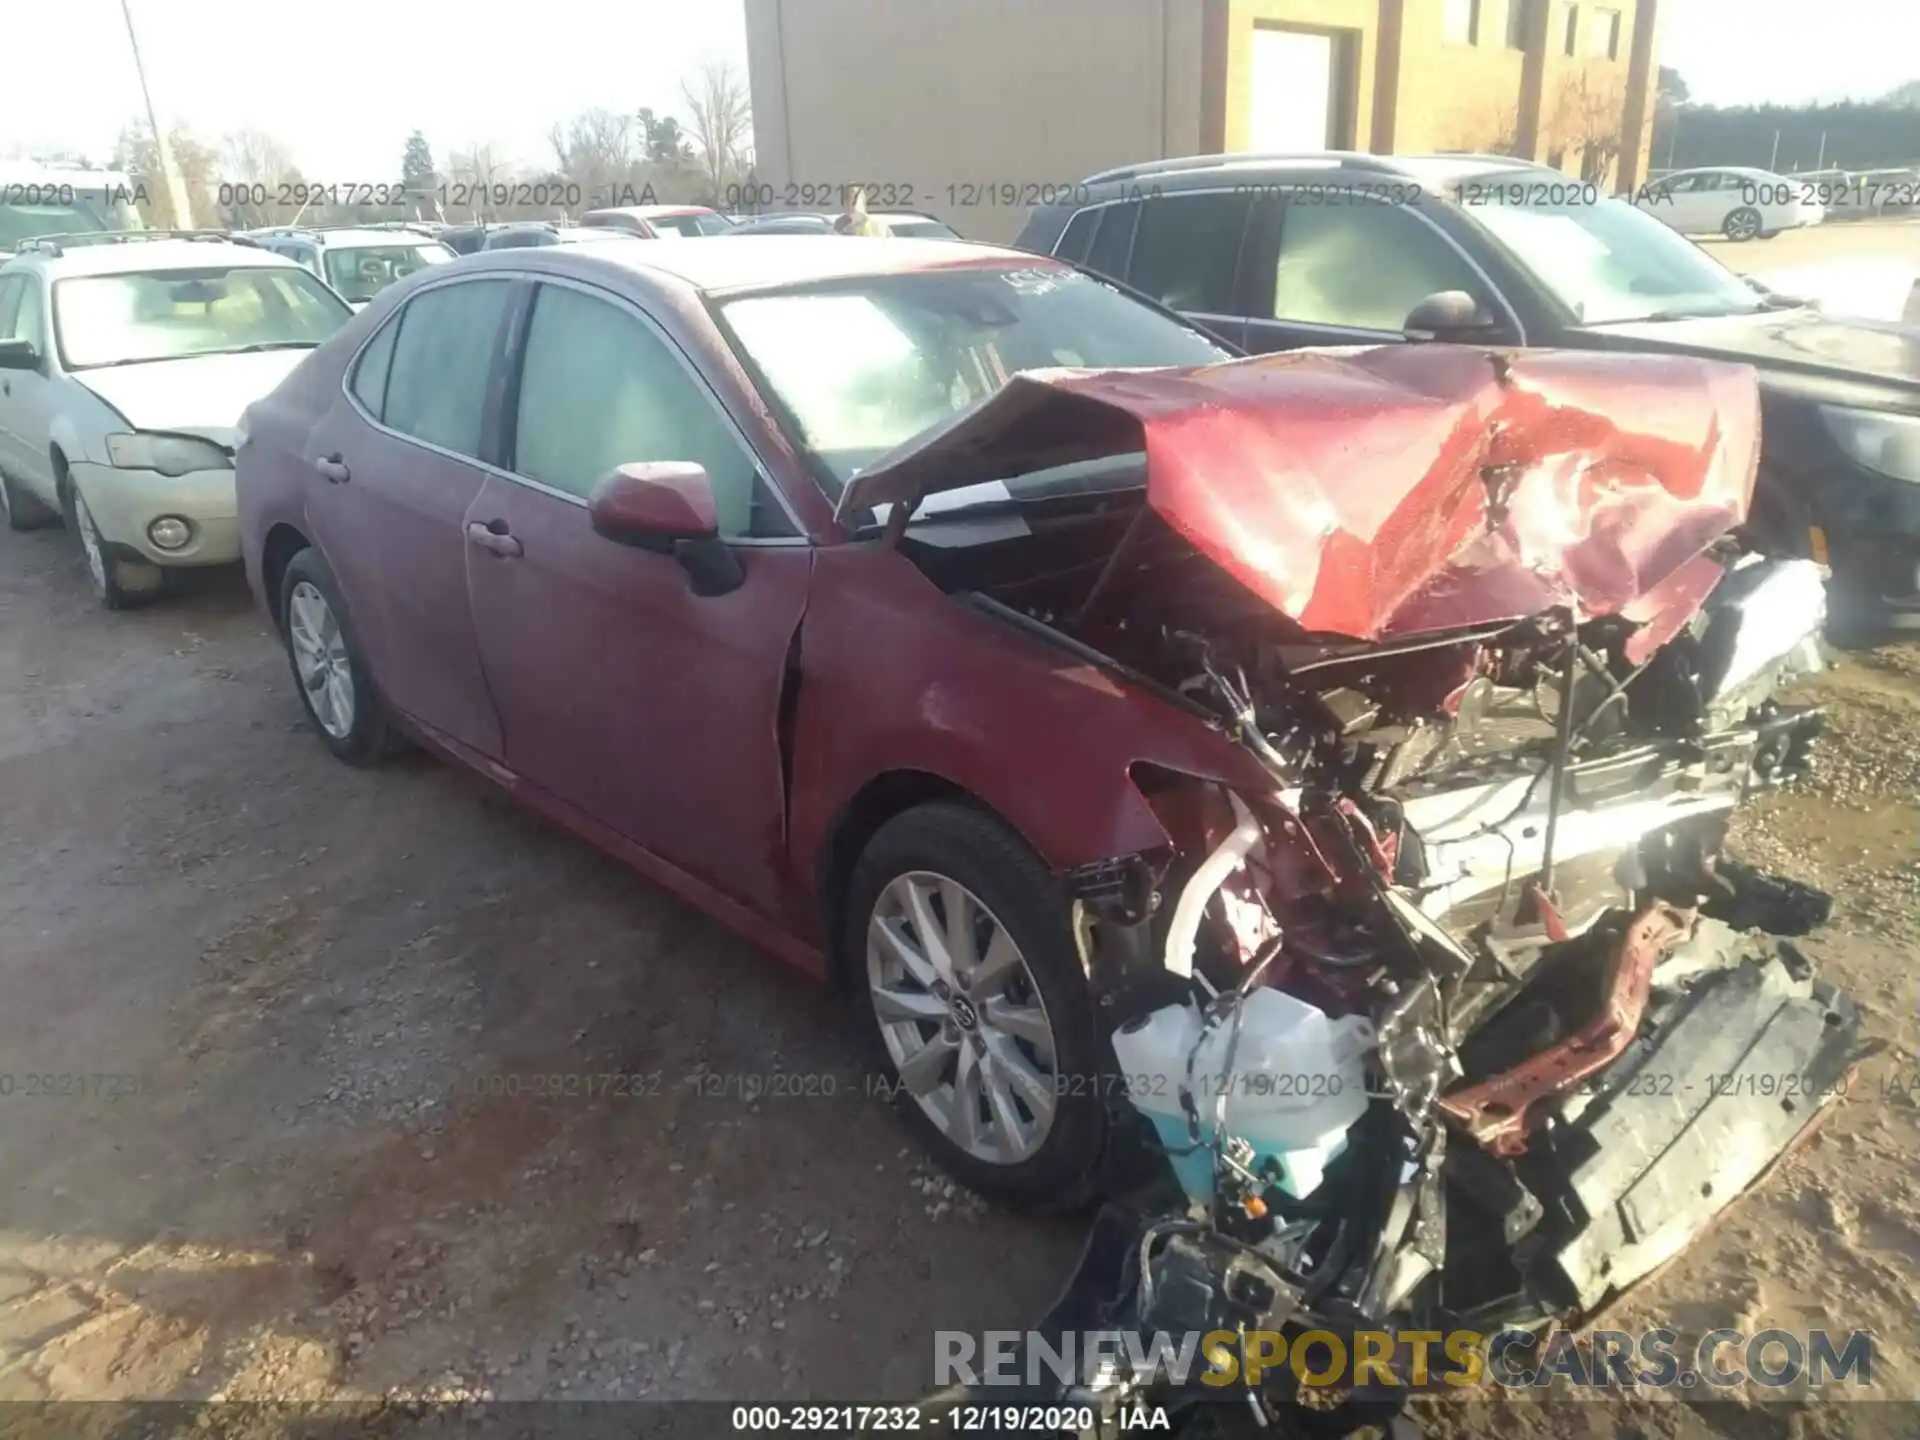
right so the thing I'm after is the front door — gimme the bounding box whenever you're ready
[303,276,517,759]
[463,276,810,917]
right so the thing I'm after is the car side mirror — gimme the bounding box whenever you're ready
[0,338,41,371]
[1403,290,1501,344]
[588,461,744,597]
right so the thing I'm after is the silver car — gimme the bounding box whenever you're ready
[0,233,352,607]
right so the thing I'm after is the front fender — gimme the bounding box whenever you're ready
[787,545,1271,928]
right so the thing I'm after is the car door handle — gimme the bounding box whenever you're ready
[466,521,523,558]
[313,454,351,484]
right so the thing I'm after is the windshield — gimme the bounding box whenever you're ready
[322,242,454,302]
[1463,192,1767,325]
[654,212,734,237]
[719,265,1228,493]
[0,190,145,248]
[54,265,351,369]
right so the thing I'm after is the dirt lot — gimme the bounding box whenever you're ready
[2,516,1918,1434]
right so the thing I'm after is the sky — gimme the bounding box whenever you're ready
[3,0,1917,179]
[1,0,752,177]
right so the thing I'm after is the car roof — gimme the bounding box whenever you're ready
[464,234,1043,295]
[7,238,304,276]
[1074,150,1557,194]
[586,204,717,219]
[0,163,136,189]
[260,228,443,248]
[1664,165,1779,179]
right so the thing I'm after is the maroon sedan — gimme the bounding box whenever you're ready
[236,238,1227,1203]
[236,234,1847,1272]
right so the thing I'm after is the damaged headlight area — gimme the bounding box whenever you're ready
[1011,555,1861,1435]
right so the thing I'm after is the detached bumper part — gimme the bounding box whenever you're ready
[1484,923,1862,1320]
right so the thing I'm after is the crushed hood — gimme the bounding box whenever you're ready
[74,349,311,442]
[837,344,1762,640]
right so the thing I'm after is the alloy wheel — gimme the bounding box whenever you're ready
[866,871,1060,1165]
[74,494,108,595]
[1726,209,1760,241]
[287,580,356,740]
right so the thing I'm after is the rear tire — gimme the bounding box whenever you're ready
[0,467,58,531]
[278,547,406,765]
[1724,207,1763,242]
[844,802,1110,1212]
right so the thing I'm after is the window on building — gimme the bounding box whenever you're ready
[1563,3,1580,54]
[1444,0,1481,44]
[1126,192,1251,314]
[1591,6,1621,58]
[1503,0,1530,48]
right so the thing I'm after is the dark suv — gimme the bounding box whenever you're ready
[1017,152,1920,634]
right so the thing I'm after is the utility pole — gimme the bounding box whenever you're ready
[1769,130,1781,172]
[119,0,194,229]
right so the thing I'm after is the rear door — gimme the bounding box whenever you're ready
[0,273,57,501]
[301,276,515,759]
[1116,191,1255,349]
[1239,192,1517,354]
[463,275,811,916]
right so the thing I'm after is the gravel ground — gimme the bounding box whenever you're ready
[1,520,1916,1435]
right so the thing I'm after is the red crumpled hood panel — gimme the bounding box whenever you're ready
[841,344,1762,640]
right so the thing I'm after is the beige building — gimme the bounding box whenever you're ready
[745,0,1661,243]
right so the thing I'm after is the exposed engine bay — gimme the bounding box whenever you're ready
[870,344,1865,1436]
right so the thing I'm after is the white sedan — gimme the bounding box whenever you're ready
[1633,166,1824,242]
[0,235,352,607]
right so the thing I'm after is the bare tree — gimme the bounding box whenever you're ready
[113,120,218,228]
[549,108,644,214]
[1444,99,1520,157]
[680,58,752,205]
[221,128,300,227]
[447,143,507,220]
[1552,70,1629,185]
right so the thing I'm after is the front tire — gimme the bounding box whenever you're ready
[844,802,1109,1211]
[278,547,404,765]
[1724,206,1763,242]
[67,485,163,610]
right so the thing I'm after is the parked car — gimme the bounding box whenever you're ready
[481,224,643,251]
[0,232,352,606]
[247,226,456,307]
[580,204,736,238]
[1016,152,1920,635]
[235,238,1850,1351]
[1631,165,1824,240]
[727,210,963,238]
[0,163,146,249]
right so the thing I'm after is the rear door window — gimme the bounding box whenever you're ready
[1083,203,1139,282]
[1053,207,1102,263]
[1126,192,1252,313]
[378,279,513,458]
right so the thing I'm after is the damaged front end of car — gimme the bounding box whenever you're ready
[853,345,1867,1434]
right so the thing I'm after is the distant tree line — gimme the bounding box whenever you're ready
[1653,72,1920,173]
[54,59,755,232]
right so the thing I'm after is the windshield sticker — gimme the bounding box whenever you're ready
[1001,269,1066,296]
